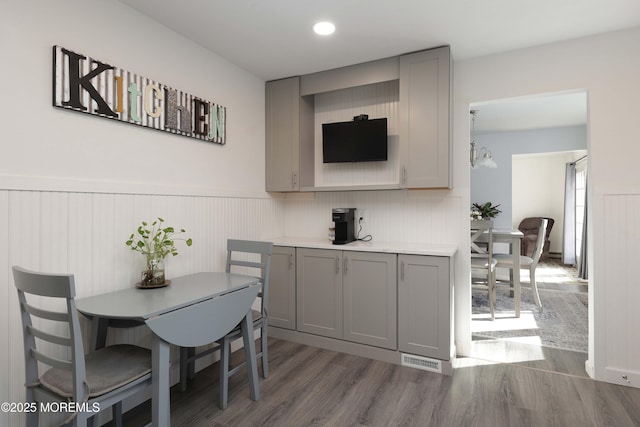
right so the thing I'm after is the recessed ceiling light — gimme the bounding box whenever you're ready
[313,21,335,36]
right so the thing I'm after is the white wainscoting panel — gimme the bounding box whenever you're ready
[283,190,462,245]
[603,194,640,386]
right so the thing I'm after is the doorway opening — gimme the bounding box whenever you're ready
[469,90,589,376]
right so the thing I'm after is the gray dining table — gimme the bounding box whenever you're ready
[76,272,261,427]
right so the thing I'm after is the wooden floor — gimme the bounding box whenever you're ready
[471,336,589,377]
[114,337,640,427]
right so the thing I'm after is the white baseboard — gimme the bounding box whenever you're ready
[605,366,640,388]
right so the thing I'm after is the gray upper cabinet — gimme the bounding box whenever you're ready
[399,46,452,189]
[268,246,296,330]
[265,46,452,192]
[398,254,452,360]
[265,77,314,192]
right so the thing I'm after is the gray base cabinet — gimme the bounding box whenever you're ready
[296,248,343,339]
[268,246,296,330]
[398,254,452,360]
[343,251,397,349]
[269,242,454,365]
[295,248,397,349]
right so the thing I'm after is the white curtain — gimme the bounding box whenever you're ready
[577,174,588,279]
[562,162,576,265]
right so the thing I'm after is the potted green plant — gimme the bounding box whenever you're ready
[125,217,193,287]
[471,202,502,220]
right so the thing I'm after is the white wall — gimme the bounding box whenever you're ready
[512,150,587,255]
[0,0,266,196]
[0,1,283,425]
[455,27,640,386]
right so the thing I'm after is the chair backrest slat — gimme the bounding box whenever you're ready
[228,259,266,270]
[13,268,76,298]
[24,302,69,322]
[27,324,71,347]
[32,348,73,371]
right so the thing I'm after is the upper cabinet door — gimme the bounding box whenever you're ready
[399,47,452,189]
[266,77,301,191]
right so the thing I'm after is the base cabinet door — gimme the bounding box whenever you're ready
[398,254,451,360]
[343,252,397,349]
[268,246,296,330]
[296,248,343,339]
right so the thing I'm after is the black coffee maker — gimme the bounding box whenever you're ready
[332,208,356,245]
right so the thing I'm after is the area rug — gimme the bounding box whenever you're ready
[472,285,588,353]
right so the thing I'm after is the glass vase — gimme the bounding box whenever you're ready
[141,253,165,287]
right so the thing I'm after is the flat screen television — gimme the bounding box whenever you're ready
[322,118,388,163]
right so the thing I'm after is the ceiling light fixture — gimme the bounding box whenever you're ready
[313,21,335,36]
[470,110,497,169]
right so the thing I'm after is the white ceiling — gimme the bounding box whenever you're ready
[119,0,638,131]
[472,91,588,133]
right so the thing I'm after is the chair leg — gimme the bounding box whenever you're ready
[26,411,38,427]
[219,338,231,410]
[509,269,514,297]
[261,326,269,378]
[111,402,123,427]
[489,269,496,320]
[179,347,192,392]
[530,266,543,311]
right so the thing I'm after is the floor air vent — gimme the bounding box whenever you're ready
[401,353,442,373]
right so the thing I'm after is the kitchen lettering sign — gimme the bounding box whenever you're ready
[53,46,226,144]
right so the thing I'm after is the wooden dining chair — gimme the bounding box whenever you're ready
[494,218,548,311]
[179,239,273,409]
[12,266,152,427]
[470,220,498,320]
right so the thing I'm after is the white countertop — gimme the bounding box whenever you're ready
[268,236,457,257]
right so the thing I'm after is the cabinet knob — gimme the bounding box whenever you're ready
[292,172,297,188]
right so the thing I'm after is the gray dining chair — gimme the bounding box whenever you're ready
[179,239,273,409]
[494,218,548,311]
[13,266,152,427]
[471,220,498,320]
